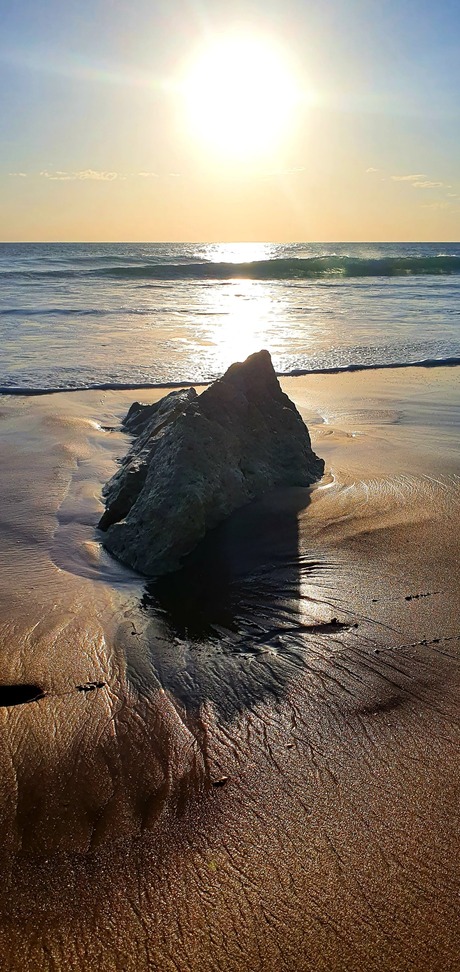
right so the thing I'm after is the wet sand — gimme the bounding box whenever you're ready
[0,367,459,970]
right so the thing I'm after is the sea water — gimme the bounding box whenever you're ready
[1,241,459,393]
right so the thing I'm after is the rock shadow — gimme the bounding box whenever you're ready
[138,487,338,721]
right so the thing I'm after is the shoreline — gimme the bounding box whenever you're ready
[1,354,460,397]
[0,364,459,970]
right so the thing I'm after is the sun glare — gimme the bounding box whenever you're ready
[180,35,301,161]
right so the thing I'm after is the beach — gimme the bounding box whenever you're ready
[0,364,459,971]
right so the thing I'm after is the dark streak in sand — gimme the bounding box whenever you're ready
[76,681,106,694]
[0,684,45,707]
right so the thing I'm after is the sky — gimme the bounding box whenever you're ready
[1,0,459,242]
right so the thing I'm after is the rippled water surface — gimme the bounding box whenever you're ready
[1,241,459,391]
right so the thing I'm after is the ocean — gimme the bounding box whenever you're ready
[1,241,459,393]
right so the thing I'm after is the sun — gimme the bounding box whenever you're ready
[180,34,301,161]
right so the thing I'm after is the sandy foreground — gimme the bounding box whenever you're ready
[0,367,459,971]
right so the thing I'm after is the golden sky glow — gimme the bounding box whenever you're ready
[1,1,459,241]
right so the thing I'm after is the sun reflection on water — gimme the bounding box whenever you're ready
[201,242,277,265]
[205,280,276,372]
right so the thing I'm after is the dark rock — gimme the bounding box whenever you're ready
[98,351,324,576]
[98,388,196,531]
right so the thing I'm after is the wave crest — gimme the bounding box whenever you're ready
[2,254,460,282]
[91,254,460,281]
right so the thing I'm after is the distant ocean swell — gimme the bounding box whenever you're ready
[2,355,459,397]
[2,255,460,282]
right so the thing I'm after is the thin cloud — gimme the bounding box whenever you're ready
[365,167,379,173]
[412,179,444,189]
[420,201,452,211]
[391,173,448,190]
[40,169,118,181]
[391,173,426,182]
[79,169,118,181]
[40,170,73,181]
[9,171,27,178]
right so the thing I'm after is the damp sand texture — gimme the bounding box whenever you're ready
[0,367,459,972]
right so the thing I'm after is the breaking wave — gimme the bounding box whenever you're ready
[2,254,460,282]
